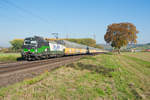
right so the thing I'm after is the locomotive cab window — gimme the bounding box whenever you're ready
[24,38,37,46]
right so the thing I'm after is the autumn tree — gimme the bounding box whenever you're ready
[104,22,139,53]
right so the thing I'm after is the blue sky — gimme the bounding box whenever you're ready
[0,0,150,47]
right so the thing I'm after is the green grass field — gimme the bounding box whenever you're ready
[0,52,150,100]
[0,53,21,62]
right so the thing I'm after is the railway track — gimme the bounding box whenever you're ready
[0,61,27,67]
[0,55,86,87]
[0,55,83,75]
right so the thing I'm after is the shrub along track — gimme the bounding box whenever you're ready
[0,55,87,87]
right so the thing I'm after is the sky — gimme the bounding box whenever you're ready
[0,0,150,47]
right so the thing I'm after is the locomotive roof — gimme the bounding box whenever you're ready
[25,36,47,42]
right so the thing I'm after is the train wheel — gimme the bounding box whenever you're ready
[27,57,32,61]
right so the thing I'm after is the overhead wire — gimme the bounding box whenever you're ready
[1,0,51,24]
[0,1,31,24]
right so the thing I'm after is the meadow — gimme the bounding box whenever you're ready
[0,52,150,100]
[0,53,21,62]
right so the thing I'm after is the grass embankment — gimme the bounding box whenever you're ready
[0,53,21,62]
[0,52,150,100]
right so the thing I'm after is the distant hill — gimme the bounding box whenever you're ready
[98,43,150,51]
[146,43,150,45]
[0,47,3,51]
[134,44,150,50]
[97,44,112,50]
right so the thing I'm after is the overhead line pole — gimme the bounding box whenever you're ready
[93,33,96,40]
[66,33,69,39]
[52,33,58,39]
[52,33,59,56]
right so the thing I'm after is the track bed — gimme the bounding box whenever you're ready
[0,55,86,87]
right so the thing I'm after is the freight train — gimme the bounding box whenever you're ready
[21,36,105,60]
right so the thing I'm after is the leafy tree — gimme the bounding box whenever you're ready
[10,39,24,52]
[104,22,139,53]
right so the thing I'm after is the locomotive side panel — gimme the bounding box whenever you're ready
[49,42,65,56]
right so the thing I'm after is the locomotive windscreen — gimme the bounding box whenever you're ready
[24,38,37,46]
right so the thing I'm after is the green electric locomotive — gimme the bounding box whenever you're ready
[21,36,65,60]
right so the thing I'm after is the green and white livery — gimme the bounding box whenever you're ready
[21,36,65,60]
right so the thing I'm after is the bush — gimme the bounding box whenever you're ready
[10,39,24,52]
